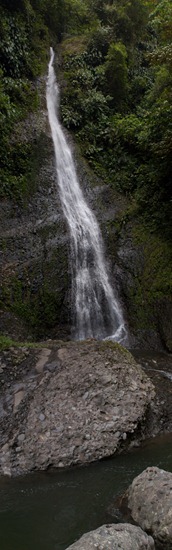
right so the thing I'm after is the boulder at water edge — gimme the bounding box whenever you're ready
[66,523,155,550]
[127,466,172,549]
[0,340,157,476]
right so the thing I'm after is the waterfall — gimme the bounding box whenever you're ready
[46,48,127,343]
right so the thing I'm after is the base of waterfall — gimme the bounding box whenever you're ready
[0,340,168,477]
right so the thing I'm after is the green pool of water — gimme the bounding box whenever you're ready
[0,433,172,550]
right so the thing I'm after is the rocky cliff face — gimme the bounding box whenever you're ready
[0,77,171,348]
[0,78,70,339]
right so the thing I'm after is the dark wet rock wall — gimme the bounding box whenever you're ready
[0,78,171,348]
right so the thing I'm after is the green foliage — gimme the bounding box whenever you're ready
[64,0,91,33]
[0,273,66,337]
[88,0,148,44]
[0,335,16,350]
[0,0,171,335]
[59,0,172,237]
[132,225,172,308]
[0,11,29,78]
[104,42,128,106]
[0,334,55,349]
[0,2,49,201]
[0,0,172,237]
[150,0,172,42]
[0,335,35,350]
[86,26,111,57]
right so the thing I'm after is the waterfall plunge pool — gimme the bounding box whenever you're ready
[0,433,172,550]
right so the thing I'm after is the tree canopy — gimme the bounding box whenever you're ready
[0,0,171,237]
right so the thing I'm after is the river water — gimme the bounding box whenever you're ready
[0,432,172,550]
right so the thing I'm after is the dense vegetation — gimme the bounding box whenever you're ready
[59,0,172,239]
[0,0,171,342]
[0,0,171,237]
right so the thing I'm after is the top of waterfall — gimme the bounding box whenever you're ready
[49,47,54,66]
[46,48,127,345]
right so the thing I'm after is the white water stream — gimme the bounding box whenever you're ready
[46,48,127,343]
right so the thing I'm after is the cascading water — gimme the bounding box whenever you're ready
[46,47,127,343]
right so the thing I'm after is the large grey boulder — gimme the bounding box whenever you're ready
[66,523,155,549]
[127,466,172,549]
[0,340,156,476]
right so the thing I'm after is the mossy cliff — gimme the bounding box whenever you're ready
[103,208,172,351]
[0,1,172,347]
[0,77,70,339]
[0,96,171,347]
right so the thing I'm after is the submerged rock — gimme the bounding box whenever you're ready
[127,466,172,549]
[0,340,157,476]
[65,523,155,550]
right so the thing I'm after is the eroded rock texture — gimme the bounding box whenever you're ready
[66,523,155,550]
[0,340,156,476]
[127,466,172,549]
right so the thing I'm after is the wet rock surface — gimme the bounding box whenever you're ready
[0,102,171,349]
[66,523,155,550]
[127,466,172,549]
[0,117,171,347]
[0,73,171,347]
[0,78,70,339]
[0,340,159,476]
[132,351,172,433]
